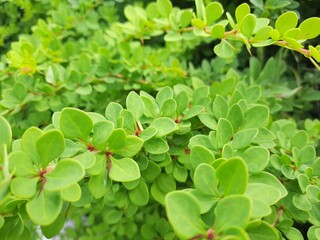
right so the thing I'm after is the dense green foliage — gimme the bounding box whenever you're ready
[0,0,320,239]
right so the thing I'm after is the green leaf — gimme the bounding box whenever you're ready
[180,10,193,28]
[0,116,12,148]
[105,102,123,126]
[298,17,320,40]
[283,37,302,49]
[269,29,280,41]
[253,26,272,41]
[214,40,235,58]
[174,90,189,115]
[21,127,43,163]
[61,183,81,202]
[243,146,270,173]
[109,157,140,182]
[249,199,272,219]
[182,105,204,120]
[240,14,256,38]
[139,127,157,141]
[190,145,215,169]
[11,177,38,198]
[246,220,279,240]
[36,130,65,168]
[41,214,65,239]
[214,195,251,231]
[205,2,224,25]
[211,24,225,38]
[198,113,217,130]
[144,138,169,154]
[9,151,38,177]
[165,191,206,239]
[249,171,287,198]
[290,130,308,149]
[73,152,96,169]
[194,163,219,196]
[195,0,205,19]
[149,117,178,137]
[161,99,177,117]
[156,173,176,192]
[235,3,250,24]
[299,146,316,164]
[26,190,62,225]
[113,135,144,157]
[293,194,312,211]
[241,105,269,129]
[309,45,320,62]
[164,32,183,42]
[108,129,127,151]
[212,95,229,119]
[216,157,248,195]
[129,180,149,206]
[89,170,107,199]
[250,0,264,10]
[275,11,298,36]
[92,120,114,150]
[156,0,172,18]
[230,128,259,150]
[60,108,93,142]
[75,85,92,95]
[216,118,233,149]
[45,159,85,191]
[126,91,145,120]
[227,103,244,130]
[245,183,281,205]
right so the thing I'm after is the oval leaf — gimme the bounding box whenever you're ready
[45,159,85,191]
[216,157,248,195]
[109,157,140,182]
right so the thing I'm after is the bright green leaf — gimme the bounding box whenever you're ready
[11,177,38,199]
[214,40,235,58]
[235,3,251,24]
[26,190,62,226]
[230,128,258,150]
[205,2,224,25]
[214,195,251,231]
[92,120,114,150]
[149,117,178,137]
[216,118,233,149]
[0,116,12,148]
[275,11,298,36]
[61,183,81,202]
[36,130,65,168]
[298,17,320,40]
[240,14,256,38]
[45,159,85,191]
[126,91,145,120]
[165,191,206,239]
[60,108,93,142]
[246,220,279,240]
[113,135,144,157]
[194,163,219,196]
[216,157,248,195]
[156,0,172,18]
[109,157,140,182]
[243,146,270,173]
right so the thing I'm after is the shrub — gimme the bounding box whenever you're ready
[0,0,320,239]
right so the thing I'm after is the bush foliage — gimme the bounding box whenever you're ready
[0,0,320,239]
